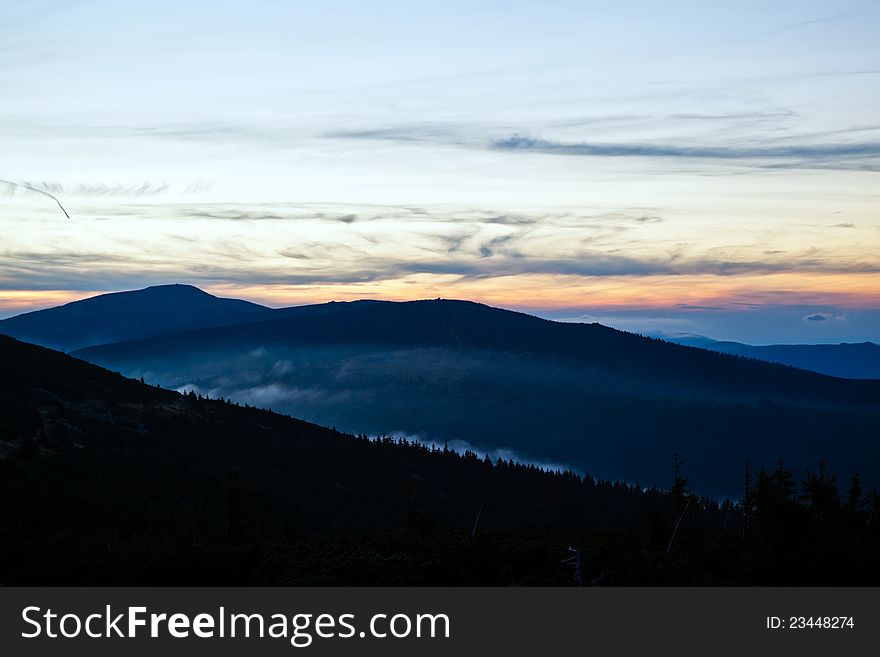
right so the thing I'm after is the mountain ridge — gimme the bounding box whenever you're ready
[666,334,880,379]
[7,284,876,381]
[75,296,879,403]
[0,284,272,351]
[64,292,880,496]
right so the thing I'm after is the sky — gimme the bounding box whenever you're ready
[1,0,879,343]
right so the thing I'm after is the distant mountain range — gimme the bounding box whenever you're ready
[664,334,880,379]
[4,284,876,379]
[2,285,878,496]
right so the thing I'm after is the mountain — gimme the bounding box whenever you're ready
[666,335,880,379]
[5,333,876,586]
[0,333,712,585]
[0,284,272,351]
[72,297,880,497]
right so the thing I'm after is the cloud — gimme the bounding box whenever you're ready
[800,312,848,323]
[161,204,664,233]
[478,234,518,258]
[443,439,573,473]
[0,179,69,218]
[229,383,350,408]
[490,134,880,164]
[325,119,880,171]
[325,123,462,143]
[4,239,880,294]
[762,11,861,37]
[438,231,476,254]
[669,110,798,121]
[1,199,876,303]
[215,249,880,286]
[2,179,210,198]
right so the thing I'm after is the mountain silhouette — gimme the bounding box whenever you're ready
[666,335,880,379]
[67,292,880,497]
[3,309,878,585]
[0,333,692,584]
[0,284,271,351]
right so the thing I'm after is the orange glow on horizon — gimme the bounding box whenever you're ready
[203,272,880,311]
[2,272,878,319]
[0,290,97,317]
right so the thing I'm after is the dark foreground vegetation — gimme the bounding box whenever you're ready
[1,335,877,585]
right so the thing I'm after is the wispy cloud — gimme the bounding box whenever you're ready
[668,110,798,121]
[490,134,880,167]
[1,179,211,198]
[322,120,880,171]
[325,122,463,143]
[761,10,863,37]
[804,313,830,321]
[3,198,879,296]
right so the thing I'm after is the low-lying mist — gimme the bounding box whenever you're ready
[93,341,880,498]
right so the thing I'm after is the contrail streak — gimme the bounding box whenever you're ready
[0,179,70,219]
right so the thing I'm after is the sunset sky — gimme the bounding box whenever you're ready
[2,0,879,343]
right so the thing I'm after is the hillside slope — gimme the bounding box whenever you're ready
[0,334,671,583]
[2,335,875,585]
